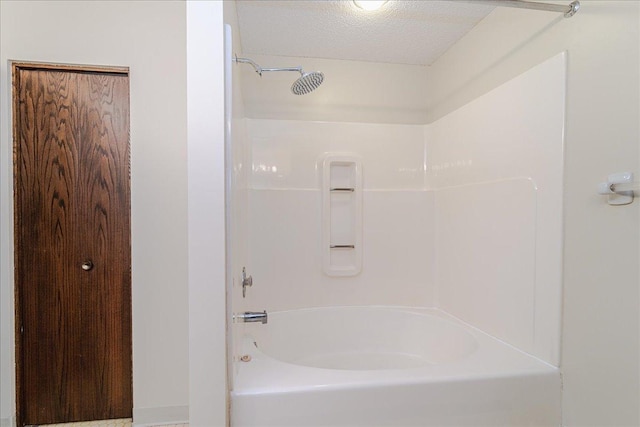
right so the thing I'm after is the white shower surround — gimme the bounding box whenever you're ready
[232,52,565,426]
[244,52,565,366]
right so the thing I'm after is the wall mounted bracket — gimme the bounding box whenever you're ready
[598,172,638,205]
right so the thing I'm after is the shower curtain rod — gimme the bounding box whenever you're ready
[469,0,580,18]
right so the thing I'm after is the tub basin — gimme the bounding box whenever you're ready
[231,307,560,426]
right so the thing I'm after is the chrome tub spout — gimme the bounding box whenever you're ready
[234,310,268,324]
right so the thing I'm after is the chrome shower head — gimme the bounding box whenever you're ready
[291,71,324,95]
[235,56,324,96]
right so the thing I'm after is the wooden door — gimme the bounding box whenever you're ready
[13,63,132,426]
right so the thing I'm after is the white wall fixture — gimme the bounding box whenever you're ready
[597,172,637,205]
[322,155,363,277]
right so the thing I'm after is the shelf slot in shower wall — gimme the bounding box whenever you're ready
[322,155,362,277]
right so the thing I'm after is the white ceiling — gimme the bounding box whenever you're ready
[235,0,496,66]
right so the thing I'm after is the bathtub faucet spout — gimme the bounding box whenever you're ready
[234,310,268,324]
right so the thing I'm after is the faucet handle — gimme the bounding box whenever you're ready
[242,267,253,298]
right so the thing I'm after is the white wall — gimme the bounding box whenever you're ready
[187,2,227,426]
[427,2,639,425]
[1,1,189,424]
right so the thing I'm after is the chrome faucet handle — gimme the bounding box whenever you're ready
[242,267,253,298]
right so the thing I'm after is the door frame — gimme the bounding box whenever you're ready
[11,61,130,427]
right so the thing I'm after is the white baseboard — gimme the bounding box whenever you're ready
[2,408,188,427]
[133,405,188,426]
[0,417,15,427]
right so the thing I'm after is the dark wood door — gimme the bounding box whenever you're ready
[13,63,132,426]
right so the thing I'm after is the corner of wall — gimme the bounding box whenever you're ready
[187,1,228,426]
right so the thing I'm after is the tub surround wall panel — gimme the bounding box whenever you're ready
[224,0,251,383]
[248,119,425,191]
[248,190,435,311]
[230,111,250,305]
[427,52,565,189]
[246,119,435,310]
[429,53,565,365]
[436,179,537,354]
[246,55,564,366]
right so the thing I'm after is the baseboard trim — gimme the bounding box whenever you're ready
[1,407,188,427]
[133,406,188,426]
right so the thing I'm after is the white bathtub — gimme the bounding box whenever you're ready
[231,307,560,427]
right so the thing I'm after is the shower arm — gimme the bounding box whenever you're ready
[234,56,302,77]
[467,0,580,18]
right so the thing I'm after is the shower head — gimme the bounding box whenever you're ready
[291,71,324,95]
[234,56,324,95]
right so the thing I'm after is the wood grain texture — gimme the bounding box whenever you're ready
[14,65,131,426]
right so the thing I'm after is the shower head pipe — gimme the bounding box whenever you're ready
[234,56,302,77]
[234,55,325,95]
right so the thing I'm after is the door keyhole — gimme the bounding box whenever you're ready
[81,260,94,271]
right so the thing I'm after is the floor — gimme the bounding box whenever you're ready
[40,420,188,427]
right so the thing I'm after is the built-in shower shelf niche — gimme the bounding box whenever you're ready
[322,155,363,277]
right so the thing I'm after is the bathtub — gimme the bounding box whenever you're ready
[231,307,560,426]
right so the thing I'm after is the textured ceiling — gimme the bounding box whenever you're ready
[235,0,496,66]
